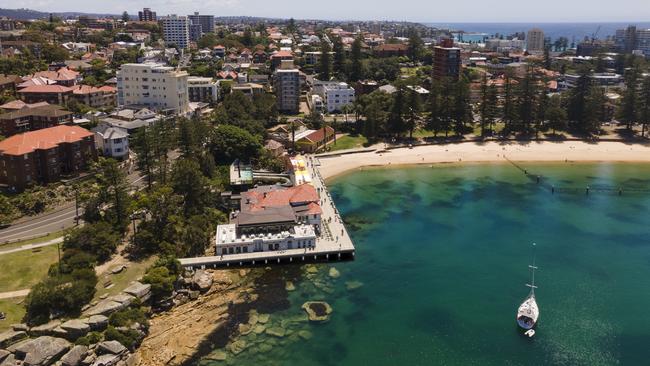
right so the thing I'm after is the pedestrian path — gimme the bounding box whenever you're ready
[0,237,64,256]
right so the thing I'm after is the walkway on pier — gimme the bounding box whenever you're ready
[179,157,355,269]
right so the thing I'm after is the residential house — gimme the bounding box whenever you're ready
[374,43,408,57]
[295,126,336,153]
[92,124,129,159]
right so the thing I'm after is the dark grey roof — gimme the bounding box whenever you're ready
[234,205,296,226]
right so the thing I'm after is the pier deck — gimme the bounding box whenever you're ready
[179,157,355,269]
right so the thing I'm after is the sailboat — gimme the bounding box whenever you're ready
[516,243,539,335]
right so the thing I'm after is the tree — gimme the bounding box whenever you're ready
[142,256,181,303]
[182,215,214,257]
[95,158,131,231]
[287,18,296,34]
[171,159,212,217]
[332,35,346,76]
[405,89,421,139]
[210,124,262,164]
[349,36,364,82]
[407,28,424,62]
[567,67,592,132]
[479,75,499,137]
[63,222,121,263]
[516,65,540,135]
[618,64,641,130]
[121,11,130,23]
[131,126,156,189]
[388,86,407,137]
[545,95,568,134]
[639,76,650,137]
[452,79,472,136]
[502,71,518,134]
[319,40,332,81]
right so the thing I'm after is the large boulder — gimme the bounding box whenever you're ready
[84,299,125,317]
[122,282,151,301]
[60,345,88,366]
[13,336,71,366]
[85,315,109,331]
[91,353,121,366]
[107,294,135,307]
[28,321,61,337]
[0,330,27,348]
[0,350,10,362]
[0,354,15,366]
[96,340,127,356]
[191,270,213,292]
[60,319,91,340]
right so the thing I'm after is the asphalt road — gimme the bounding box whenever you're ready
[0,170,147,243]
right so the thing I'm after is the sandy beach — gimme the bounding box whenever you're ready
[318,141,650,179]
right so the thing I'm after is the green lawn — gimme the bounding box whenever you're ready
[0,298,26,331]
[328,135,369,152]
[94,256,157,301]
[0,245,59,293]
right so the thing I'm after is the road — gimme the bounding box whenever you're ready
[0,170,147,243]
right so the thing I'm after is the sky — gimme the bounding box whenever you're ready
[9,0,650,22]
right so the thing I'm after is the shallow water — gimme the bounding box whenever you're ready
[197,163,650,366]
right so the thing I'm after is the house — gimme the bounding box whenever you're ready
[30,67,81,87]
[17,85,74,105]
[374,43,408,57]
[0,104,73,136]
[295,126,336,153]
[270,50,294,70]
[0,74,22,93]
[0,125,97,191]
[92,124,129,159]
[253,50,268,64]
[215,184,322,256]
[264,139,285,157]
[0,100,50,112]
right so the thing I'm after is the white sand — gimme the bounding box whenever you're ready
[318,141,650,179]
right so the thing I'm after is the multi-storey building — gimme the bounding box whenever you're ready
[527,28,545,52]
[188,12,214,39]
[92,124,129,160]
[160,15,190,49]
[17,85,73,105]
[71,85,117,109]
[138,8,157,22]
[273,60,300,114]
[312,81,355,113]
[433,39,461,81]
[615,25,650,57]
[0,125,96,191]
[187,77,220,103]
[0,104,73,137]
[116,63,190,115]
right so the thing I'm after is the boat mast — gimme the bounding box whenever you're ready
[526,243,538,295]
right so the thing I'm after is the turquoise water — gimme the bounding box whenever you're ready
[197,163,650,366]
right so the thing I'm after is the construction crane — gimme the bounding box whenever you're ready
[591,25,601,43]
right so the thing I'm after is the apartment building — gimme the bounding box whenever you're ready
[160,15,190,49]
[188,12,214,40]
[138,8,157,22]
[18,85,73,105]
[312,80,355,113]
[433,39,461,81]
[117,63,190,115]
[187,76,220,103]
[273,60,300,114]
[71,85,117,109]
[615,25,650,57]
[527,28,545,52]
[0,104,73,137]
[0,125,96,191]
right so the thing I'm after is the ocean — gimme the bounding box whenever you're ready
[195,162,650,365]
[425,22,650,42]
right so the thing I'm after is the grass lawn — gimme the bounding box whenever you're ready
[0,245,59,293]
[0,298,26,331]
[0,230,65,251]
[94,256,157,301]
[328,135,369,151]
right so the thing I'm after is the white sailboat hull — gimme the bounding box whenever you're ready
[516,294,539,330]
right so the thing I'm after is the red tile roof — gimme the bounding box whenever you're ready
[0,125,93,156]
[18,85,73,94]
[271,50,293,58]
[71,85,117,95]
[32,67,79,82]
[301,126,335,143]
[243,184,319,212]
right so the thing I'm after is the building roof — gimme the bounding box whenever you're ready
[0,125,92,156]
[18,77,57,88]
[71,85,117,95]
[299,126,335,143]
[270,50,293,58]
[31,67,80,82]
[376,43,408,52]
[0,100,50,111]
[0,74,22,86]
[18,85,73,94]
[0,104,72,121]
[92,124,129,139]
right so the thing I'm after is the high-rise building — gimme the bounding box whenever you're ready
[189,23,203,42]
[615,25,650,56]
[138,8,157,22]
[433,39,461,81]
[273,60,300,114]
[188,12,215,37]
[160,15,190,49]
[116,63,190,115]
[526,28,545,52]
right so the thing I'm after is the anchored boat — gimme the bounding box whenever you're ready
[517,243,539,335]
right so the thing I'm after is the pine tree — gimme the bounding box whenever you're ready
[332,36,346,76]
[406,89,421,139]
[121,11,129,23]
[452,79,471,136]
[618,64,641,130]
[517,65,540,135]
[388,86,407,137]
[639,76,650,137]
[567,67,592,132]
[95,158,131,231]
[349,36,364,82]
[319,40,332,81]
[479,74,499,137]
[502,71,518,134]
[407,28,423,62]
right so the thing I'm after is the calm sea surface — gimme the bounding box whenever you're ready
[197,163,650,366]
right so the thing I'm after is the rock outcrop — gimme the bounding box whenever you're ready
[0,330,26,349]
[12,336,70,366]
[60,345,88,366]
[302,301,333,322]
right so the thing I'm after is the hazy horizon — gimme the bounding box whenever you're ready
[6,0,650,23]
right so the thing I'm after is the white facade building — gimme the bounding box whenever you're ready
[187,76,220,103]
[215,224,316,255]
[116,63,190,115]
[312,80,355,113]
[92,124,129,159]
[160,15,190,49]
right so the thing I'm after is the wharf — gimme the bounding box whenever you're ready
[179,157,355,269]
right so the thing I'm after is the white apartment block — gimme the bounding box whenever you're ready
[312,80,355,113]
[160,15,190,49]
[116,63,190,115]
[187,76,220,103]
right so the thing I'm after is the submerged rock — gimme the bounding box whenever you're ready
[302,301,333,322]
[345,280,364,290]
[328,267,340,278]
[265,326,286,338]
[297,330,313,340]
[208,350,227,361]
[238,323,252,336]
[227,339,247,355]
[305,265,318,274]
[285,281,295,291]
[253,324,266,334]
[257,314,270,324]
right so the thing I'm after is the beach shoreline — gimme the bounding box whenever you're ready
[318,141,650,181]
